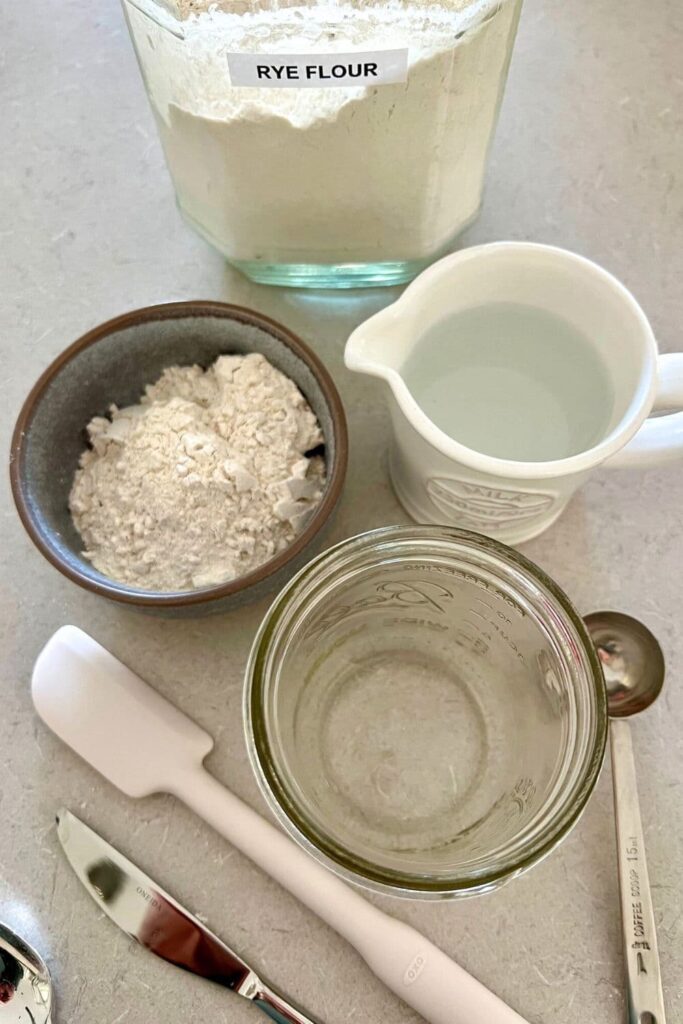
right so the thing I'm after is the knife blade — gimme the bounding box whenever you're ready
[56,809,321,1024]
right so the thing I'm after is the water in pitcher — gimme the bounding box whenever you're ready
[402,302,615,461]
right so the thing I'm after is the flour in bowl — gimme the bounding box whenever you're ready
[69,353,326,591]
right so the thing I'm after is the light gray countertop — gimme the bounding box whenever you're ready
[1,0,682,1021]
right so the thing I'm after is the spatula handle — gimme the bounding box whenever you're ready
[172,765,529,1024]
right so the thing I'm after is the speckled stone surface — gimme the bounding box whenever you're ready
[1,1,681,1022]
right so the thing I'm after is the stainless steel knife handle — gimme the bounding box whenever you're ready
[254,983,322,1024]
[239,973,322,1024]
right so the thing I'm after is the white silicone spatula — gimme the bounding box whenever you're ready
[32,626,529,1024]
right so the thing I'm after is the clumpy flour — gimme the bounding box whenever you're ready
[125,0,520,265]
[69,354,325,591]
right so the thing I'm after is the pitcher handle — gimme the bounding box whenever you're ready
[608,353,683,468]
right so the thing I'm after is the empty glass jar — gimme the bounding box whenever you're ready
[245,526,607,898]
[122,0,521,287]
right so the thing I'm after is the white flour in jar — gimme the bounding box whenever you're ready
[69,353,325,591]
[125,0,520,264]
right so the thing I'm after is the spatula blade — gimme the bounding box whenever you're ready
[32,626,213,797]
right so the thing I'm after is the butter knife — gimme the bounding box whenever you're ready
[56,809,320,1024]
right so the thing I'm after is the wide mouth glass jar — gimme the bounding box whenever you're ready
[245,526,607,898]
[122,0,521,288]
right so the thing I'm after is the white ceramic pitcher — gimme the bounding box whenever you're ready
[345,243,683,544]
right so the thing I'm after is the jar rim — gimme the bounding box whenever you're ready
[244,525,608,897]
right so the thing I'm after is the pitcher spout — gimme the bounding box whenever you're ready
[344,307,408,379]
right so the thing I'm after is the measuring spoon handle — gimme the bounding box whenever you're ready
[610,719,666,1024]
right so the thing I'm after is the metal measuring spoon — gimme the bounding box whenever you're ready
[584,611,667,1024]
[0,921,52,1023]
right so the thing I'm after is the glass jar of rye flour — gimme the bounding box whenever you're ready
[122,0,522,287]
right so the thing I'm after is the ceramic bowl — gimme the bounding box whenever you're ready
[10,301,348,615]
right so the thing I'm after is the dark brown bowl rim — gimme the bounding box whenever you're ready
[9,300,349,607]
